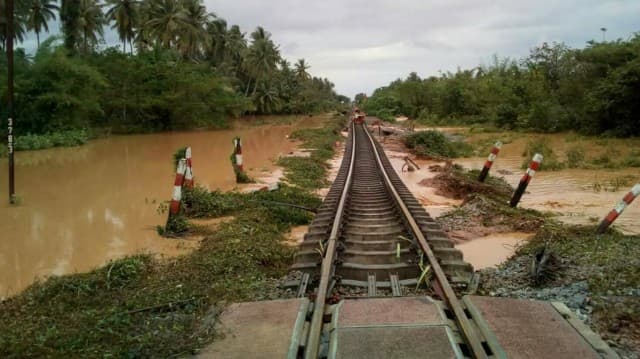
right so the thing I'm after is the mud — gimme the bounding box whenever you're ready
[372,127,532,269]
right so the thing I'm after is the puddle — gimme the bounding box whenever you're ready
[457,232,534,269]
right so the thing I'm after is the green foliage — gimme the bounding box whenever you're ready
[405,130,472,158]
[13,129,88,151]
[520,139,564,171]
[278,114,344,188]
[2,9,347,140]
[173,146,187,170]
[362,35,640,137]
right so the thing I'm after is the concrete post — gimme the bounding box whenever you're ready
[596,184,640,234]
[478,141,502,182]
[184,147,194,188]
[168,159,187,222]
[510,153,543,207]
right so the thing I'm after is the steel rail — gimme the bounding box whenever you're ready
[304,121,357,359]
[362,124,488,359]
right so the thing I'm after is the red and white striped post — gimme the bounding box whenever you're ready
[232,137,244,181]
[596,184,640,234]
[510,153,543,207]
[478,141,503,182]
[184,147,194,188]
[167,159,187,223]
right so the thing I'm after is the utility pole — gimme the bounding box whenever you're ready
[6,0,16,204]
[600,27,607,42]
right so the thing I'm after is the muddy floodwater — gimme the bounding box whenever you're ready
[0,117,323,298]
[446,130,640,235]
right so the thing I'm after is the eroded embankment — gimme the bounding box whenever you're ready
[0,114,346,358]
[373,120,640,357]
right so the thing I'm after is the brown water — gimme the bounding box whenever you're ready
[447,131,640,235]
[0,117,323,298]
[456,232,534,269]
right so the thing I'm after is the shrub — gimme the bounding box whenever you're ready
[521,138,564,170]
[405,130,472,158]
[565,145,586,168]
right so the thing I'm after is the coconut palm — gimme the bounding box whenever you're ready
[177,0,209,59]
[245,26,280,95]
[78,0,105,53]
[295,58,310,81]
[105,0,138,53]
[0,0,28,49]
[143,0,189,48]
[26,0,59,48]
[205,15,226,64]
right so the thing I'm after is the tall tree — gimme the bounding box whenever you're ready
[177,0,208,59]
[143,0,188,48]
[204,15,226,64]
[105,0,138,53]
[26,0,58,48]
[77,0,104,53]
[0,0,28,49]
[245,26,279,95]
[60,0,80,52]
[294,58,310,81]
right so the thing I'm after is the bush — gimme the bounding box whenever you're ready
[13,130,88,152]
[521,138,564,170]
[405,130,472,158]
[565,145,586,168]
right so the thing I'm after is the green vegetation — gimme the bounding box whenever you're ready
[1,0,349,151]
[0,116,342,357]
[405,130,472,158]
[10,129,88,151]
[277,114,344,188]
[520,139,564,171]
[359,36,640,137]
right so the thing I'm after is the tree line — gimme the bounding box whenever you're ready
[358,34,640,137]
[0,0,349,138]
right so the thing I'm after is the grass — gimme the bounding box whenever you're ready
[13,130,89,152]
[277,114,344,189]
[520,138,565,171]
[405,130,473,158]
[0,115,342,358]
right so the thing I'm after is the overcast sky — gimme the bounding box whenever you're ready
[20,0,640,98]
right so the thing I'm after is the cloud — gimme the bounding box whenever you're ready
[20,0,640,97]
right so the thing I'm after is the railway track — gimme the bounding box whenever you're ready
[288,120,489,358]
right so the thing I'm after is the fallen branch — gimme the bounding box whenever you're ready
[123,297,203,315]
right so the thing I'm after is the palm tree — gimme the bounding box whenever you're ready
[245,26,280,95]
[177,0,209,59]
[144,0,189,48]
[205,15,226,64]
[0,0,28,50]
[26,0,58,48]
[78,0,104,53]
[223,24,245,66]
[60,0,81,51]
[254,82,282,114]
[105,0,138,53]
[295,58,310,81]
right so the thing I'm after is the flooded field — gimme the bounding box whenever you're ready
[0,117,323,298]
[381,127,640,270]
[450,129,640,235]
